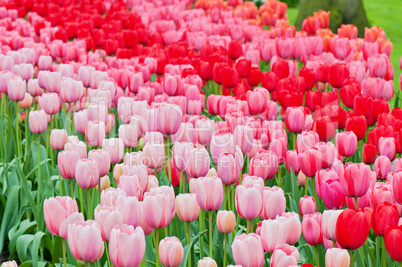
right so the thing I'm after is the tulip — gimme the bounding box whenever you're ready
[58,150,81,179]
[329,63,349,88]
[233,125,253,155]
[270,244,299,267]
[345,115,367,140]
[374,156,392,179]
[85,121,106,148]
[340,163,371,198]
[1,261,18,267]
[109,225,145,267]
[185,147,210,178]
[335,208,370,250]
[197,257,217,267]
[285,150,300,174]
[321,178,347,209]
[217,152,242,185]
[67,220,104,262]
[299,195,317,217]
[384,225,402,261]
[44,196,79,236]
[285,107,306,133]
[336,131,358,157]
[217,210,236,234]
[236,184,263,222]
[322,209,343,241]
[117,175,143,200]
[249,151,279,180]
[260,219,287,252]
[298,147,322,178]
[74,110,88,135]
[247,89,267,115]
[362,143,377,165]
[102,138,124,164]
[302,212,323,246]
[232,233,264,267]
[194,177,223,211]
[210,133,235,164]
[159,237,184,267]
[175,193,199,222]
[29,109,47,134]
[142,143,165,170]
[325,248,350,267]
[18,92,32,109]
[88,149,111,177]
[94,205,123,241]
[378,137,396,161]
[75,159,99,189]
[7,77,26,101]
[371,202,399,236]
[260,186,286,220]
[99,176,110,191]
[50,129,68,150]
[118,124,139,148]
[142,189,174,229]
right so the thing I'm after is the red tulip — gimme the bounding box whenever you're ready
[272,60,289,79]
[312,115,336,142]
[384,225,402,261]
[220,66,238,88]
[335,208,370,250]
[371,202,399,236]
[345,115,367,140]
[362,143,377,165]
[261,71,278,92]
[247,67,262,87]
[340,79,360,109]
[299,67,316,91]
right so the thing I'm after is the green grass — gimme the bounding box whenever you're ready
[287,0,402,108]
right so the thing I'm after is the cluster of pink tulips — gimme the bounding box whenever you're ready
[0,0,402,266]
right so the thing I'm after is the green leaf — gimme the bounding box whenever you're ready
[31,231,52,267]
[179,230,207,267]
[8,220,37,259]
[16,234,35,262]
[0,185,21,253]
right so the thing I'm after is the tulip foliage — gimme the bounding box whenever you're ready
[0,0,402,266]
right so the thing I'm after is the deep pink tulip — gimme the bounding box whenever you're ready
[378,137,396,161]
[374,155,392,179]
[260,186,286,220]
[217,210,236,234]
[50,129,68,150]
[335,131,357,157]
[194,176,223,211]
[43,196,78,236]
[302,212,323,245]
[340,163,371,197]
[75,158,100,189]
[232,233,264,267]
[185,147,210,178]
[7,77,26,101]
[88,149,111,177]
[67,220,104,262]
[285,150,300,174]
[321,178,347,209]
[159,237,184,267]
[235,184,263,220]
[249,151,279,180]
[285,107,305,133]
[246,89,267,115]
[298,147,322,177]
[393,171,402,204]
[102,138,124,164]
[109,225,145,267]
[117,175,143,200]
[270,244,299,267]
[157,104,182,135]
[175,193,199,222]
[29,109,47,134]
[299,195,317,217]
[85,120,106,148]
[322,209,343,241]
[142,143,165,170]
[94,205,123,241]
[217,152,242,185]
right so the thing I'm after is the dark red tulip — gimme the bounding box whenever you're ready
[329,63,350,88]
[385,225,402,261]
[345,115,367,140]
[362,143,377,165]
[299,67,316,90]
[246,67,262,87]
[335,208,370,250]
[272,60,290,79]
[261,71,278,92]
[371,202,399,236]
[235,58,251,78]
[312,115,336,142]
[227,40,243,60]
[220,66,239,88]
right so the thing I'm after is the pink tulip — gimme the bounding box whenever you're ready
[285,150,300,174]
[142,188,175,229]
[94,205,123,241]
[38,71,61,93]
[157,104,183,135]
[60,77,84,103]
[194,117,215,146]
[269,137,287,164]
[296,130,319,153]
[88,149,111,177]
[109,225,145,267]
[175,193,200,222]
[13,63,34,81]
[280,212,302,245]
[210,133,235,164]
[217,152,242,185]
[321,178,347,209]
[322,209,343,241]
[197,257,217,267]
[325,248,350,267]
[113,194,140,227]
[374,155,392,179]
[87,103,108,125]
[85,120,106,148]
[249,151,279,180]
[171,122,196,144]
[67,220,104,262]
[302,212,323,245]
[7,77,26,101]
[75,158,100,189]
[247,89,267,115]
[299,195,317,217]
[118,124,138,148]
[233,125,253,154]
[102,138,124,164]
[78,66,94,87]
[370,182,394,207]
[285,107,305,133]
[39,93,60,115]
[1,261,18,267]
[58,150,81,179]
[270,244,299,267]
[242,176,265,189]
[260,218,287,252]
[18,92,32,109]
[378,137,396,161]
[340,163,371,197]
[185,147,210,178]
[29,109,47,134]
[74,110,88,135]
[232,233,265,267]
[143,132,164,145]
[142,143,165,170]
[393,171,402,204]
[368,54,389,78]
[194,177,223,211]
[27,78,43,97]
[117,175,143,200]
[235,184,263,220]
[260,186,286,220]
[159,236,184,267]
[335,131,357,157]
[173,142,194,172]
[38,55,52,70]
[50,129,68,150]
[217,210,236,234]
[298,147,322,177]
[43,196,78,236]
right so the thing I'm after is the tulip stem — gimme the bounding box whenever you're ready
[105,241,111,267]
[292,132,296,150]
[354,197,358,210]
[37,134,41,224]
[62,239,67,267]
[277,166,282,188]
[15,102,21,162]
[79,186,84,216]
[59,172,63,196]
[87,189,92,219]
[24,108,28,161]
[199,209,204,258]
[187,222,191,267]
[223,184,227,210]
[314,245,319,266]
[181,172,185,194]
[226,185,230,211]
[247,219,253,234]
[382,237,386,267]
[208,211,213,257]
[71,179,74,199]
[399,262,402,267]
[223,234,228,267]
[155,230,160,267]
[304,177,308,196]
[166,135,171,183]
[349,250,355,267]
[231,184,235,214]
